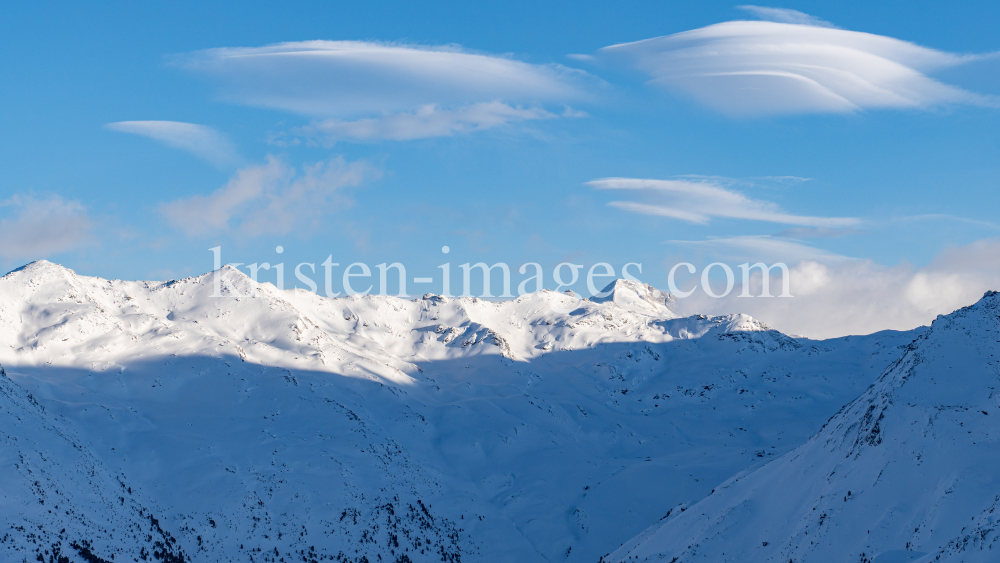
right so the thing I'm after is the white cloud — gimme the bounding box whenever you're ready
[736,5,834,27]
[597,16,997,116]
[0,195,92,261]
[753,175,813,183]
[774,226,865,238]
[590,177,859,227]
[106,121,240,168]
[666,234,849,263]
[176,40,596,118]
[895,213,1000,231]
[608,201,713,223]
[666,237,1000,339]
[161,155,377,236]
[287,102,583,143]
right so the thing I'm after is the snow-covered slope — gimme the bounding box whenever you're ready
[0,261,923,562]
[608,291,1000,563]
[0,366,189,562]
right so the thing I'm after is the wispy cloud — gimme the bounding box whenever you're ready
[753,175,813,183]
[894,213,1000,230]
[106,121,241,168]
[282,102,585,144]
[161,155,378,236]
[0,195,93,261]
[589,177,859,227]
[736,5,834,27]
[175,41,597,127]
[597,14,998,116]
[666,234,849,263]
[774,226,866,238]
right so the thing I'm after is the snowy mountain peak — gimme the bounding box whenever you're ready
[932,288,1000,323]
[590,278,677,317]
[702,313,802,352]
[712,313,772,333]
[3,258,77,281]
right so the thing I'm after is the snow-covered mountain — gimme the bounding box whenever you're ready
[607,291,1000,563]
[0,261,934,562]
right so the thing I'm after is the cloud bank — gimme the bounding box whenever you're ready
[0,195,93,261]
[161,155,377,237]
[667,237,1000,339]
[598,15,997,116]
[106,121,240,168]
[589,177,858,227]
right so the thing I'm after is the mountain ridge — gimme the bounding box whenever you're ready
[0,260,954,562]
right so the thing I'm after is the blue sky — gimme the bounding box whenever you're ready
[2,0,999,336]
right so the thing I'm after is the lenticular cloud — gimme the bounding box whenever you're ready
[589,177,859,228]
[106,121,240,168]
[177,40,595,117]
[599,19,996,116]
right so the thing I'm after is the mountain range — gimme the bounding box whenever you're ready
[1,260,994,563]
